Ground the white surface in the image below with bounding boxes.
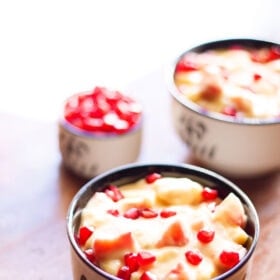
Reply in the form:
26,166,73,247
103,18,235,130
0,0,279,121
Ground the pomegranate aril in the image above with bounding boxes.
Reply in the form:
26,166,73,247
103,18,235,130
137,251,156,266
160,209,177,218
124,252,139,272
124,207,140,219
77,226,94,246
84,248,96,263
219,250,240,268
107,209,120,216
201,187,218,201
104,185,124,202
145,173,161,184
140,271,157,280
175,59,198,72
117,265,131,280
185,250,203,265
221,105,237,117
197,229,215,243
253,73,262,81
140,208,158,218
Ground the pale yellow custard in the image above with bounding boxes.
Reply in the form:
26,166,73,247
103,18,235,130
174,46,280,120
76,174,249,280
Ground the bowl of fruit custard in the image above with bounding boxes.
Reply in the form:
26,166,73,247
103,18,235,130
66,163,259,280
167,38,280,178
58,86,142,179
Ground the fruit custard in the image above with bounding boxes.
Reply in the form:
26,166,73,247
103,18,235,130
76,173,249,280
174,45,280,120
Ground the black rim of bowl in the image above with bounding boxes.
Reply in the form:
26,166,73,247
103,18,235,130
66,162,260,280
167,37,280,126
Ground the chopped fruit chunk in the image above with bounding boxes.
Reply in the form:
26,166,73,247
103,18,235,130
93,232,135,259
219,250,240,268
154,177,203,205
185,250,203,265
214,193,247,227
145,173,162,183
200,81,222,101
157,221,188,247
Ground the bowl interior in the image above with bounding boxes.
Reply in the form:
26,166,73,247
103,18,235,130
67,163,260,280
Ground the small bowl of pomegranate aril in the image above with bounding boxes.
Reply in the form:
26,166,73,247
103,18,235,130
66,163,259,280
58,86,143,179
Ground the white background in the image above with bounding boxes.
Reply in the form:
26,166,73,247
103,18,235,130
0,0,279,121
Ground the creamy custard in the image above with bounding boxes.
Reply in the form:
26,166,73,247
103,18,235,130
174,46,280,120
76,174,249,280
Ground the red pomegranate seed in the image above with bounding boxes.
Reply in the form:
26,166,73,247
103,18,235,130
253,73,262,81
124,208,140,219
221,105,237,117
140,208,158,218
124,252,139,272
175,59,198,72
197,229,215,243
140,271,157,280
77,226,94,246
107,209,120,216
84,248,96,263
185,250,203,265
219,250,240,268
104,185,124,202
137,251,156,266
145,173,162,184
117,265,131,280
201,187,218,201
160,209,177,218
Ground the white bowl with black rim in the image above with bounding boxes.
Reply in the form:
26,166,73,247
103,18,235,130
167,38,280,178
58,87,143,179
66,162,259,280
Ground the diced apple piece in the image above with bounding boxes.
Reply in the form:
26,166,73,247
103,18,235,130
227,226,249,245
118,196,155,212
99,259,122,276
213,193,247,227
165,262,192,280
93,232,136,260
154,178,203,205
157,221,188,247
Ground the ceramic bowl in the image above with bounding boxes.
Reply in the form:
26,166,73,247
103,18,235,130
66,163,259,280
167,38,280,178
58,87,143,179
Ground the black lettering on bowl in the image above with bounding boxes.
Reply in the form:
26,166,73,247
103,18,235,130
179,115,216,159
